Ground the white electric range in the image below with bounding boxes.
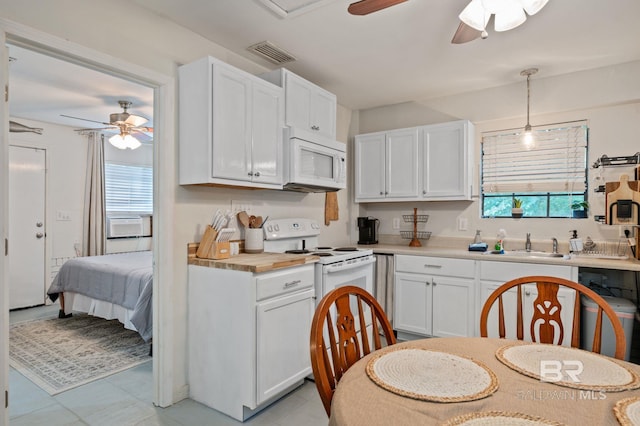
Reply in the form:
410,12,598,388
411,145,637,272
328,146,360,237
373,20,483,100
262,218,376,305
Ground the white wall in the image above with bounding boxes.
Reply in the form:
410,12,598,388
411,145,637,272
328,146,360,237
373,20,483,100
0,0,354,404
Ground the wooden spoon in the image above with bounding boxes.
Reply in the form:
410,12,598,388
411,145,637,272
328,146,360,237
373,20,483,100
249,215,257,228
254,216,263,228
237,211,250,228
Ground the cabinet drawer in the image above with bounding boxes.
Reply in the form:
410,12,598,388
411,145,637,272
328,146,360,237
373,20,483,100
256,265,314,301
479,260,575,282
395,255,475,278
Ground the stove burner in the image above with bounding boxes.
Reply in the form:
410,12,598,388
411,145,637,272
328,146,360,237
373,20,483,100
315,246,333,250
333,247,359,252
311,252,334,257
285,249,310,254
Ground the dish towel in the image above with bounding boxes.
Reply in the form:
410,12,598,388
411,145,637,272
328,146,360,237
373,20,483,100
324,192,339,225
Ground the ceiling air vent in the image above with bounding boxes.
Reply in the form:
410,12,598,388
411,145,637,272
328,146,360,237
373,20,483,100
247,41,296,65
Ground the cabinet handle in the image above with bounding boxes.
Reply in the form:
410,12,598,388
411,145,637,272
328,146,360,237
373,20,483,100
254,171,260,177
311,125,320,131
283,280,301,289
425,281,431,286
424,264,442,269
385,191,388,195
248,171,254,176
432,280,437,286
380,191,384,195
423,190,426,195
525,290,531,296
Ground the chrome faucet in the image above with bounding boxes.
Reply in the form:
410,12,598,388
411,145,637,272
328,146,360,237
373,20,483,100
525,233,531,251
552,237,558,254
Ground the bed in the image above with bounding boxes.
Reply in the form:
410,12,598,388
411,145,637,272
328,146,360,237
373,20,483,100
47,250,153,342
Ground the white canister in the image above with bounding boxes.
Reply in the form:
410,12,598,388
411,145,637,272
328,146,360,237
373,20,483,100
244,228,264,253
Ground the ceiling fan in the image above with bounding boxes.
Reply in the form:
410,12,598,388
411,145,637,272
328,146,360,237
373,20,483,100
62,100,152,149
347,0,408,16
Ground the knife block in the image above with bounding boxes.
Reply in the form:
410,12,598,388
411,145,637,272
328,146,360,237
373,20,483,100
196,225,230,259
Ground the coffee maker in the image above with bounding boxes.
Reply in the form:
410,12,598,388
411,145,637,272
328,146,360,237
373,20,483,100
357,217,379,244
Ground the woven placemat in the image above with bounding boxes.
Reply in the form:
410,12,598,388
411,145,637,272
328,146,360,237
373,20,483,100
442,411,565,426
614,397,640,426
496,343,640,392
365,347,498,402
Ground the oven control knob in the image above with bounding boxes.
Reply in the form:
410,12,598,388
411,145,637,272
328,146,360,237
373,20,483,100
267,225,273,232
275,225,280,231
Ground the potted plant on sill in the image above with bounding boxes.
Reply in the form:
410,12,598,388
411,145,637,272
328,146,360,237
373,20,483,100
571,201,589,218
512,198,524,218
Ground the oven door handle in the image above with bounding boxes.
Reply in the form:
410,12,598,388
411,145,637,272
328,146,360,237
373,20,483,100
324,256,376,273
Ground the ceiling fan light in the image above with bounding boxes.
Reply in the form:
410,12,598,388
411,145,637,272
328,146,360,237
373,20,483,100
459,0,490,31
124,134,141,150
494,6,526,31
109,134,128,150
520,0,548,15
480,0,511,14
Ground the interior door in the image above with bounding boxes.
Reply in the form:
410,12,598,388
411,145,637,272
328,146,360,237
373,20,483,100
8,145,46,309
1,39,9,425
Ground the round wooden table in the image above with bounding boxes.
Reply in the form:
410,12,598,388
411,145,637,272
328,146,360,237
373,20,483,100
329,337,640,425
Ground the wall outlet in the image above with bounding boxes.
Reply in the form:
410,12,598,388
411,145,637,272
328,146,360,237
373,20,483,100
619,226,632,238
393,218,400,229
231,200,252,213
56,210,72,221
458,217,468,231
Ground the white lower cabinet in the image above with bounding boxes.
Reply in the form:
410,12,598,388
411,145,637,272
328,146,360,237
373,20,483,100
394,255,475,339
478,261,578,345
188,264,315,421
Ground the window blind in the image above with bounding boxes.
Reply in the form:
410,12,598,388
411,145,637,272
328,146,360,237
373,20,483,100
105,162,153,213
482,121,588,194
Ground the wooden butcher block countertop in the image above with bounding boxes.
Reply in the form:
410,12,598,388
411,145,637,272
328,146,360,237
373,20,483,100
187,243,319,273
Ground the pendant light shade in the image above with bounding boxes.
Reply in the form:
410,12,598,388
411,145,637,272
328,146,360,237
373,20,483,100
459,0,489,32
521,68,538,149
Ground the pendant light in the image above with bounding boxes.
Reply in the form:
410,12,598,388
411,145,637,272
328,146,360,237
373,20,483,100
520,68,538,149
109,129,141,150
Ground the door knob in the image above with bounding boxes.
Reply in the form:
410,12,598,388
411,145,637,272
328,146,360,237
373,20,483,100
36,222,43,227
36,232,44,239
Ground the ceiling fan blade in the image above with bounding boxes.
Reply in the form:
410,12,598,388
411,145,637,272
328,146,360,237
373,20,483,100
348,0,408,15
60,114,111,126
124,114,148,127
73,126,118,132
451,21,482,44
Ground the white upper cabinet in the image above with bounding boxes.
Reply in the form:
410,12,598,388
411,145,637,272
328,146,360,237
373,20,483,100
354,120,474,203
179,56,284,189
420,120,474,200
260,68,337,140
354,128,419,202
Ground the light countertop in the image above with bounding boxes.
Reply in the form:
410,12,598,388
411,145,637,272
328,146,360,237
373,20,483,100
361,243,640,272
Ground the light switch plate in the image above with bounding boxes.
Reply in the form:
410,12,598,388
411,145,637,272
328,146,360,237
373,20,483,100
458,217,468,231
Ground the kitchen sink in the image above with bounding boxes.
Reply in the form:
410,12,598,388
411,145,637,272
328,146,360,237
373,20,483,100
484,250,565,258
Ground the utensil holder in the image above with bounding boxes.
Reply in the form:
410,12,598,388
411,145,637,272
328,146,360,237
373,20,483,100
196,225,230,259
244,228,264,253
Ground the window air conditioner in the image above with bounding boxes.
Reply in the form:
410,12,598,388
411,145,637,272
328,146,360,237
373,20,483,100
107,216,144,238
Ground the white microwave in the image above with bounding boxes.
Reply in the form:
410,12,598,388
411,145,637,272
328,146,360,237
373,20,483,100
284,128,347,193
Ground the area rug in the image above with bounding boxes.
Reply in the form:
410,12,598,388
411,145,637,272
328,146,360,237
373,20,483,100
10,314,151,395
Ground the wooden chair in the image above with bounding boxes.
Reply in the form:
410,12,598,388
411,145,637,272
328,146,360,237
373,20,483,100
480,275,626,360
310,286,396,417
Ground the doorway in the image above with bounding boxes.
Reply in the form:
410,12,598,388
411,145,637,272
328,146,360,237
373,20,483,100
8,145,46,310
0,38,158,423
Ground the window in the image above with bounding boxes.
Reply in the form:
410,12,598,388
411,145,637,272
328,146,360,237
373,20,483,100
104,162,153,213
481,121,588,218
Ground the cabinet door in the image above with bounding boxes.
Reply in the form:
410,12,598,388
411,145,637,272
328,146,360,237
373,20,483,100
285,74,312,132
354,133,386,201
212,65,252,181
310,89,336,140
421,121,469,200
251,81,283,184
386,128,419,198
394,272,431,336
256,289,314,405
431,276,475,338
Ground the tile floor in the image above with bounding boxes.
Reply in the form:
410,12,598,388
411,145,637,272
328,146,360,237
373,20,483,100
9,305,327,426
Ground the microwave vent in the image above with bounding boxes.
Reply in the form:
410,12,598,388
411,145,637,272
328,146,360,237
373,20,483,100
247,41,296,65
107,216,143,238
